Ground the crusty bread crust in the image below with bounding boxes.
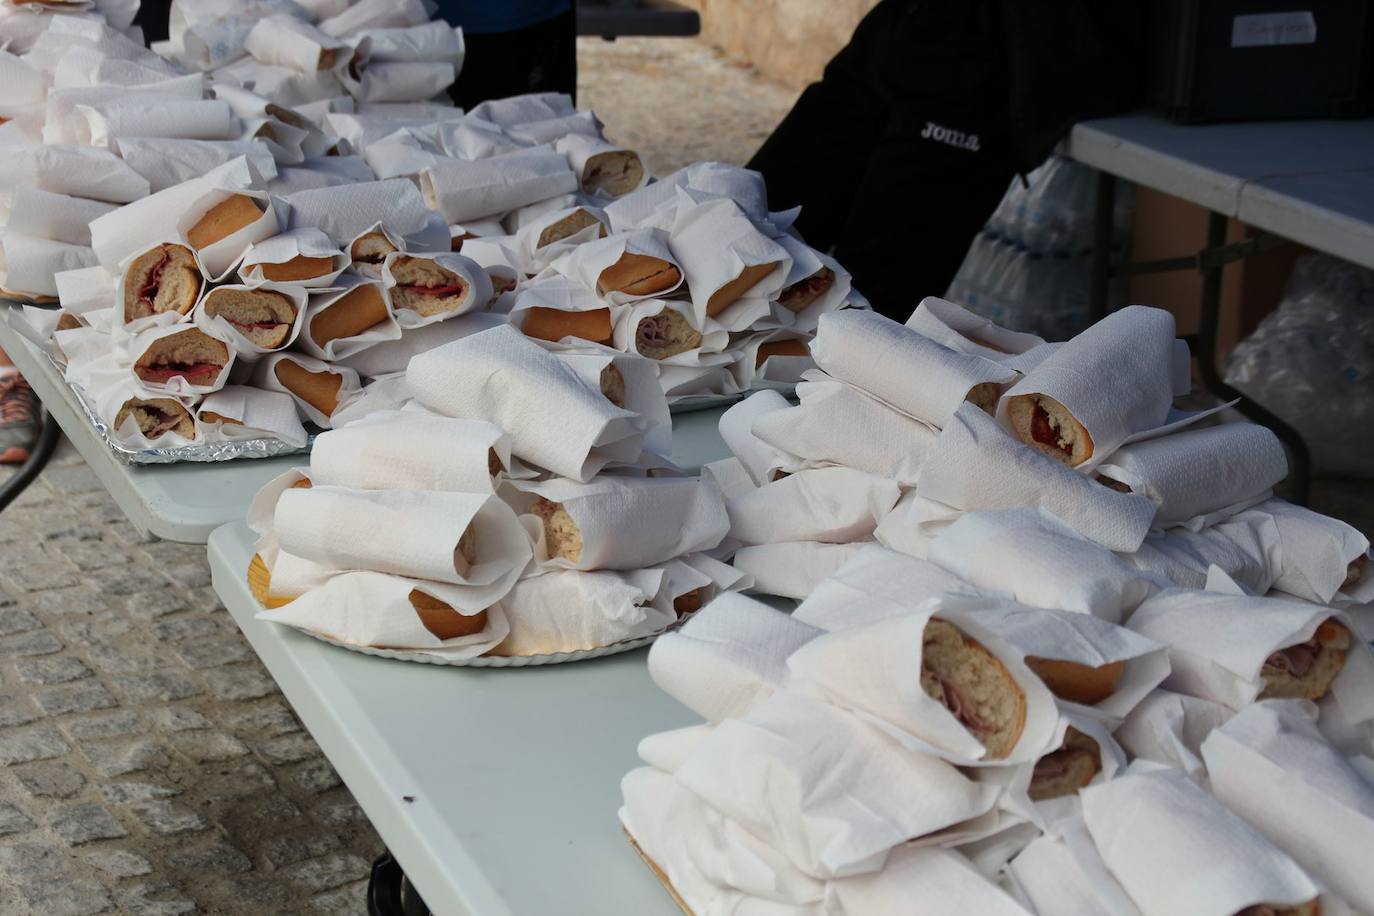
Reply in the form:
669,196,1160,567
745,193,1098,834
114,397,196,441
203,288,296,349
310,284,389,346
407,589,488,641
1028,727,1101,801
521,306,613,344
778,266,835,313
274,359,343,418
536,208,605,249
673,587,708,617
123,243,203,323
1260,619,1351,702
532,497,582,563
350,230,398,265
600,364,627,408
754,339,809,369
634,309,701,360
186,194,264,250
964,381,1001,415
1024,657,1126,706
133,329,229,385
389,256,470,318
1006,393,1093,466
707,260,780,317
597,253,680,298
260,254,335,282
582,150,644,197
1234,900,1322,916
920,618,1027,759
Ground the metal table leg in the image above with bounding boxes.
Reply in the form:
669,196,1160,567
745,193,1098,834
1193,213,1312,504
1088,171,1116,323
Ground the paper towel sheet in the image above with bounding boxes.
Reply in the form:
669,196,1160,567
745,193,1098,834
492,567,674,656
717,390,795,487
354,21,464,64
1253,497,1372,605
5,188,117,247
421,148,578,224
771,234,852,333
0,234,96,297
905,296,1045,361
546,344,672,457
281,177,432,245
726,467,901,547
197,385,308,448
731,540,867,601
115,137,276,193
0,143,148,202
667,197,790,329
1113,689,1233,783
311,409,507,493
334,311,504,379
791,544,975,632
467,91,574,127
1122,509,1282,594
872,491,963,561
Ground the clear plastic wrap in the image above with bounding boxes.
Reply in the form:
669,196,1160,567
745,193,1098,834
1224,253,1374,478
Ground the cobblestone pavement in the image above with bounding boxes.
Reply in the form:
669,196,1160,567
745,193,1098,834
0,36,793,916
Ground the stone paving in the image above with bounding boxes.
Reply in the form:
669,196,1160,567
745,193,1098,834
0,36,794,916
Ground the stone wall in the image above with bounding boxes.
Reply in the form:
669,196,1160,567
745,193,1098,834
677,0,880,89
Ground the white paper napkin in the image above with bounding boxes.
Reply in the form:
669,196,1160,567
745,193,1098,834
280,177,432,245
333,311,506,379
871,491,963,561
0,143,149,202
717,390,794,487
667,197,790,328
1007,827,1144,916
5,188,117,248
466,91,574,128
554,132,649,198
196,385,308,448
317,0,430,38
906,296,1046,361
506,110,602,146
420,147,578,223
492,567,673,656
311,409,507,493
731,541,868,601
343,60,454,104
1080,763,1321,916
353,21,464,64
791,544,976,632
114,137,275,193
1112,689,1234,782
79,97,238,147
244,14,347,73
812,310,1017,427
0,234,97,297
238,227,348,288
1123,509,1282,593
771,234,852,333
1251,497,1372,604
406,324,644,481
546,344,672,457
726,467,901,546
919,403,1158,552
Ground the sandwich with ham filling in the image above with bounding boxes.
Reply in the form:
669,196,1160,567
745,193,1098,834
1259,618,1350,701
634,310,701,360
133,329,229,387
536,208,605,249
388,256,472,318
778,266,835,313
920,618,1026,759
532,497,581,563
1006,393,1094,466
1027,727,1101,800
114,397,196,442
350,229,397,269
1232,902,1320,916
581,150,644,197
123,243,203,323
600,365,626,408
202,288,297,349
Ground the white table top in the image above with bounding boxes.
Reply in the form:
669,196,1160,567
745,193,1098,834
208,520,693,916
1067,113,1374,269
1,308,733,544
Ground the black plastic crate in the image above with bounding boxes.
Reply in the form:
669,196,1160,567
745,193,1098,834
1147,0,1373,122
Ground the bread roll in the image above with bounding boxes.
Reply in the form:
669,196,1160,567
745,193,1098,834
186,194,265,250
260,254,335,282
634,310,701,360
1006,393,1094,465
408,590,489,641
597,252,680,298
581,150,644,197
707,261,780,317
1345,554,1367,589
133,328,229,387
673,587,707,617
532,497,582,563
778,266,835,313
920,618,1027,759
1024,657,1125,706
450,232,477,252
388,255,471,318
197,410,240,426
1232,901,1321,916
754,339,809,368
536,208,605,249
1027,727,1101,801
600,364,626,408
350,230,397,267
114,397,196,441
965,382,1001,414
55,312,84,333
521,306,613,345
274,359,344,418
1259,619,1350,702
310,284,389,346
122,243,203,323
203,287,297,349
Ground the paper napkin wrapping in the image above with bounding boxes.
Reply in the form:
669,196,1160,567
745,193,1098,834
672,689,1001,879
871,491,963,560
919,403,1158,552
281,177,433,246
1128,588,1374,719
196,385,308,448
309,409,507,494
1112,689,1233,783
115,137,275,194
667,197,790,329
353,20,464,65
717,390,795,487
467,91,574,128
547,344,671,456
0,143,149,203
194,281,309,358
730,329,815,392
647,592,821,722
753,375,940,486
94,379,199,450
791,545,976,633
317,0,431,37
505,111,602,147
78,97,239,148
787,595,1059,766
1201,699,1374,907
275,485,530,606
983,712,1126,828
996,305,1177,470
406,325,644,481
726,467,901,547
551,226,683,305
1252,497,1372,604
514,204,609,272
553,132,649,197
244,14,348,73
1123,510,1282,594
612,298,732,365
1094,422,1288,529
437,120,526,160
732,541,868,601
905,296,1045,361
771,234,852,333
380,250,492,329
123,322,235,397
928,508,1162,624
811,310,1017,427
506,474,729,571
1007,827,1144,916
1080,762,1322,916
293,276,402,360
252,352,362,428
420,148,578,223
0,235,97,297
238,227,348,288
506,271,617,339
334,312,505,379
491,567,674,656
5,188,117,248
260,570,509,657
343,60,454,104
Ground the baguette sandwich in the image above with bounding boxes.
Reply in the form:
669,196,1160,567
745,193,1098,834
580,149,644,198
258,254,336,283
778,266,835,313
123,243,203,323
186,194,265,251
708,261,781,318
522,306,613,345
388,255,473,318
1027,727,1100,801
202,287,297,349
920,618,1026,759
634,310,701,360
536,208,606,249
309,283,390,347
1259,619,1350,702
274,358,345,419
1006,393,1094,465
114,397,196,442
597,252,680,299
133,329,230,387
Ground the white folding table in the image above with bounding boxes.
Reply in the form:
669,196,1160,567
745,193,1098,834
1065,113,1374,503
208,520,692,916
0,308,733,543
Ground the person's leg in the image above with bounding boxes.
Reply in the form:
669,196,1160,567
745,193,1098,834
447,8,577,111
0,347,39,465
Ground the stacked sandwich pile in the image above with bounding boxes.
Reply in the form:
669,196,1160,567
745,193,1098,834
622,566,1374,914
244,323,747,658
713,298,1370,609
